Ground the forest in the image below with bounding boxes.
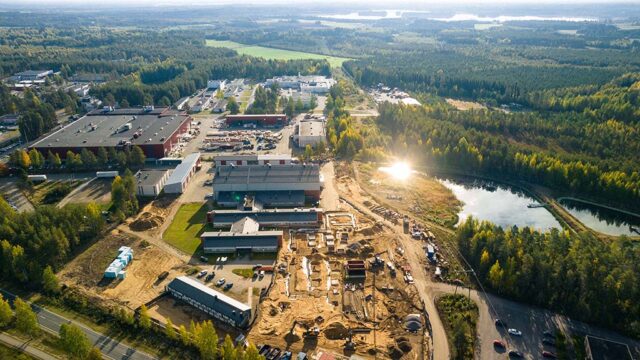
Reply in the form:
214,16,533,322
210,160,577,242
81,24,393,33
374,85,640,209
456,217,640,337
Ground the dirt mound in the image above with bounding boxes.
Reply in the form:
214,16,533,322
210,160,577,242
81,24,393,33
396,337,412,353
324,322,349,340
129,212,163,231
387,345,403,359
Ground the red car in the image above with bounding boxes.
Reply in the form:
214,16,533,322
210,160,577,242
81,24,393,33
493,340,506,348
542,351,557,358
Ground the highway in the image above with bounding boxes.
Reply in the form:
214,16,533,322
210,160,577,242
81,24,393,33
0,289,157,360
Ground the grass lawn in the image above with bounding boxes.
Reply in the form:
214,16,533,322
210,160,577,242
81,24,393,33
0,343,37,360
163,202,210,255
205,39,352,68
24,180,84,205
232,268,255,278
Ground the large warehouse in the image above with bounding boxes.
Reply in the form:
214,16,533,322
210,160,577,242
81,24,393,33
212,164,322,207
31,107,191,159
166,276,251,328
225,114,287,128
163,152,201,194
201,217,283,254
213,154,293,167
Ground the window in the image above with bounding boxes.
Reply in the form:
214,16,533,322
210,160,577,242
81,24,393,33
236,160,242,165
221,160,226,165
279,160,285,165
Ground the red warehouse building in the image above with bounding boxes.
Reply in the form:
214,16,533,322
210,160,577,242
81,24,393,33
225,114,287,127
30,107,192,159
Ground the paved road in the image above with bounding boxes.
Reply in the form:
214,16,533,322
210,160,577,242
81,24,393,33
0,332,59,360
1,289,157,360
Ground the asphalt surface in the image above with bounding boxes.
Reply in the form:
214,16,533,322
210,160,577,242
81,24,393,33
0,332,59,360
1,289,157,360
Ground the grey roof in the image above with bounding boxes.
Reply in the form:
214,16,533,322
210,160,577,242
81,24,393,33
214,164,320,186
210,208,322,226
14,70,52,76
166,152,200,186
167,276,250,318
299,121,325,137
230,217,260,233
216,191,305,206
201,231,282,250
31,107,189,149
585,336,633,360
135,170,169,186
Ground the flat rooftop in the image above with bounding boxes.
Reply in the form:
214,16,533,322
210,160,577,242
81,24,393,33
214,164,320,186
299,121,325,137
209,208,322,226
32,107,189,149
585,335,634,360
135,170,169,186
168,276,250,312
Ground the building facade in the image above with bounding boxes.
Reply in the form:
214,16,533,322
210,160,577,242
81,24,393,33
135,169,171,197
164,152,201,194
166,276,251,328
225,114,287,128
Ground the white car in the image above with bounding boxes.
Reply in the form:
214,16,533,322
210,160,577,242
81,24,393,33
508,328,522,336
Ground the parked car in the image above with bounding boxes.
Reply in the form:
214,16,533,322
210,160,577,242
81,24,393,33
280,351,292,360
508,350,524,358
197,270,208,278
258,345,271,355
200,256,209,263
542,338,556,346
224,282,233,290
508,328,522,336
216,278,226,286
494,319,506,327
542,351,557,358
204,179,213,186
204,193,215,200
205,273,215,282
493,340,506,348
543,330,554,337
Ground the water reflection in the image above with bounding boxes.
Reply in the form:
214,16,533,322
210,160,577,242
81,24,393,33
558,199,640,237
438,177,561,231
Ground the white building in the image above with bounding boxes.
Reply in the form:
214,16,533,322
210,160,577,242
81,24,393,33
266,75,336,94
164,153,201,194
135,169,171,197
213,154,293,167
295,120,326,148
207,80,226,90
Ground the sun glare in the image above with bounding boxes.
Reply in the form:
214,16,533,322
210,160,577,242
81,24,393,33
379,161,412,181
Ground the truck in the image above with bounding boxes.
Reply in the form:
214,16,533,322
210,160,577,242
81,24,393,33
27,174,47,182
96,171,119,178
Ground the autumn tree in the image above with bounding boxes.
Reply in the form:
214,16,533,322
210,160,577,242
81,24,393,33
14,297,39,337
59,322,91,359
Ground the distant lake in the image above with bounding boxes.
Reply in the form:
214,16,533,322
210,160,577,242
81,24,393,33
429,14,597,22
558,198,640,237
319,10,428,20
438,177,561,231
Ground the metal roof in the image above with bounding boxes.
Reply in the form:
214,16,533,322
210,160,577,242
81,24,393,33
31,107,189,149
210,208,322,226
165,152,200,186
201,231,282,250
167,276,250,313
216,191,306,206
214,164,320,185
135,170,169,186
214,154,292,161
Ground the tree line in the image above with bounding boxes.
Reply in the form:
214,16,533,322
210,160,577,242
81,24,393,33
375,102,640,210
9,146,146,173
324,83,364,159
456,217,640,337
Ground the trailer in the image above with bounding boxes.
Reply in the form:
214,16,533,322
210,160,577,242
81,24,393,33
27,174,47,182
96,171,119,178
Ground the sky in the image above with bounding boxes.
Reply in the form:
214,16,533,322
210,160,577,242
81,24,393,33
4,0,640,6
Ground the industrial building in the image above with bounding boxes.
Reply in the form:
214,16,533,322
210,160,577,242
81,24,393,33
166,276,251,328
344,260,366,280
265,75,336,94
295,120,326,148
584,336,633,360
30,107,192,159
213,154,293,167
207,79,226,90
225,114,287,128
104,246,133,279
212,164,322,207
11,69,53,82
164,152,201,194
201,217,283,254
135,169,171,197
207,208,323,228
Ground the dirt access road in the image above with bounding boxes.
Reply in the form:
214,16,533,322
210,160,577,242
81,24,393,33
336,165,450,360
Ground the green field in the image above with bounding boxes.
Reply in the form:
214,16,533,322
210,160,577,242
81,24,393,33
163,202,210,255
205,39,351,68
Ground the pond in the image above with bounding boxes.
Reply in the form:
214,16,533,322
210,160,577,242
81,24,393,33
558,198,640,237
438,177,562,231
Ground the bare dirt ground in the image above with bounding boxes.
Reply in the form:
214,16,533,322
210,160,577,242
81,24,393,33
445,98,486,111
59,178,112,206
59,230,188,310
248,200,427,359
